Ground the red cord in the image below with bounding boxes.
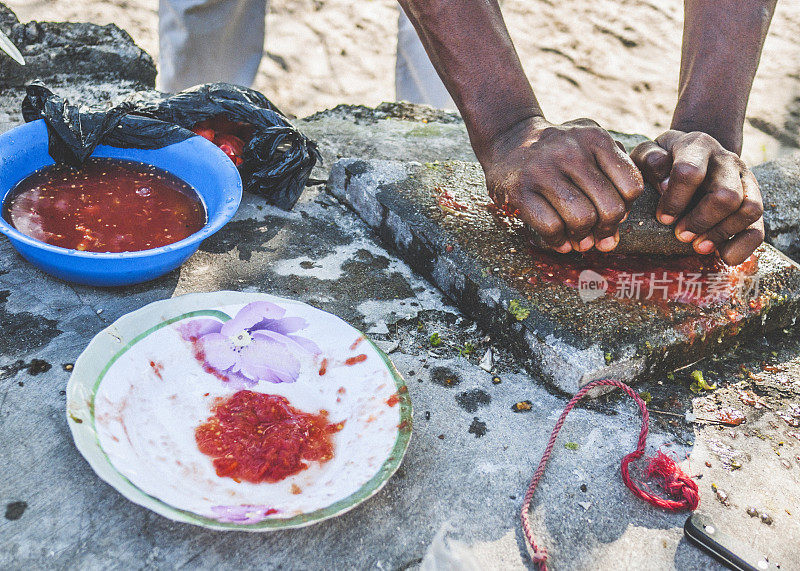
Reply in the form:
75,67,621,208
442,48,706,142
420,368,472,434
520,379,700,569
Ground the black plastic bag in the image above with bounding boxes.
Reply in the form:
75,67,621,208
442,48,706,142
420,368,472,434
22,84,194,166
22,83,321,210
127,83,321,210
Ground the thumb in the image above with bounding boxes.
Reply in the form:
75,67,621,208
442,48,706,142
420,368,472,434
630,140,671,193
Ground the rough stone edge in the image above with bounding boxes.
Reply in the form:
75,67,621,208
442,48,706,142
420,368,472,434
330,159,629,393
329,158,800,394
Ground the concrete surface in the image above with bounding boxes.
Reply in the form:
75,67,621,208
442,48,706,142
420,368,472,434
2,177,799,571
1,5,799,570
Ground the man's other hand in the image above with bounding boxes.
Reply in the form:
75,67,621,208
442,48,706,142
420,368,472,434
631,130,764,266
481,117,644,254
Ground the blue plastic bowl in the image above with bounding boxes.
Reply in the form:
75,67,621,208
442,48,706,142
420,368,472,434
0,119,242,286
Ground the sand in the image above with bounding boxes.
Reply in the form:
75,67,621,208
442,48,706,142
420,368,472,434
6,0,800,166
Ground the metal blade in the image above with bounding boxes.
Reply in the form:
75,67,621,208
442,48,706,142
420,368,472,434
0,30,25,65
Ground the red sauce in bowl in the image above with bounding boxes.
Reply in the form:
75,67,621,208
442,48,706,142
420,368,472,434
2,158,206,252
196,390,344,484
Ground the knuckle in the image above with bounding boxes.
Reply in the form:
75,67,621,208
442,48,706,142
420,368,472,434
709,186,742,211
569,117,600,128
538,217,564,239
691,131,715,147
685,214,712,233
571,210,598,235
557,142,583,162
706,227,731,243
580,127,606,144
623,174,645,201
539,126,560,141
598,202,626,226
672,161,705,186
644,151,664,170
739,197,764,221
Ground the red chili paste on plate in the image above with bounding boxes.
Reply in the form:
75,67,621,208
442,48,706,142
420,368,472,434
196,390,344,484
2,158,205,252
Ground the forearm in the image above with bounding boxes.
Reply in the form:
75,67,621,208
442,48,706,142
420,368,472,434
398,0,542,160
672,0,777,154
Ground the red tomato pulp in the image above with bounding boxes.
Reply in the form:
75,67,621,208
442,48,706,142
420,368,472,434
2,158,206,253
196,390,344,484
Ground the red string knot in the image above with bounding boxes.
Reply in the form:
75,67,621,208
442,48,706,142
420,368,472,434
530,549,548,564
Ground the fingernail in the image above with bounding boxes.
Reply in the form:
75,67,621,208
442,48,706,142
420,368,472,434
578,236,594,251
677,230,696,242
659,214,675,225
696,240,715,254
597,236,617,251
554,242,572,254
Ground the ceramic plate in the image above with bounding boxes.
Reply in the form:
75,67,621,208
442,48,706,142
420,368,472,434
67,291,412,530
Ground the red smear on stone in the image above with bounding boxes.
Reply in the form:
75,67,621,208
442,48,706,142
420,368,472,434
519,248,760,308
196,390,344,484
713,407,746,426
436,187,469,213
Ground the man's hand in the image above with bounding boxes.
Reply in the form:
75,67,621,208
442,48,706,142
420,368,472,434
481,117,644,253
631,130,764,265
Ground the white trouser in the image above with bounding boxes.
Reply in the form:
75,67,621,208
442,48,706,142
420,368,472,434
158,0,455,111
395,8,454,109
158,0,268,93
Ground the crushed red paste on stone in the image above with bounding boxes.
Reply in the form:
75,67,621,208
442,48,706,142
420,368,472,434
521,249,760,308
3,158,205,253
436,186,469,213
196,390,344,484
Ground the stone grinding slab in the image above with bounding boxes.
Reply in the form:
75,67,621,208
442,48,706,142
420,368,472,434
329,158,800,393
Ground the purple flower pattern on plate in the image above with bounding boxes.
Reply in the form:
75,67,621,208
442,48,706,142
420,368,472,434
178,301,320,385
210,504,280,524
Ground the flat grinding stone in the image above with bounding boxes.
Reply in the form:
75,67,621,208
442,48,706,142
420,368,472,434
329,158,800,393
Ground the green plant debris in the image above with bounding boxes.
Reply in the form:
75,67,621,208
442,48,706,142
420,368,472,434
508,299,530,321
604,352,613,365
564,442,579,450
689,369,716,393
639,391,652,404
667,372,675,381
429,332,442,347
406,124,444,138
459,342,475,357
